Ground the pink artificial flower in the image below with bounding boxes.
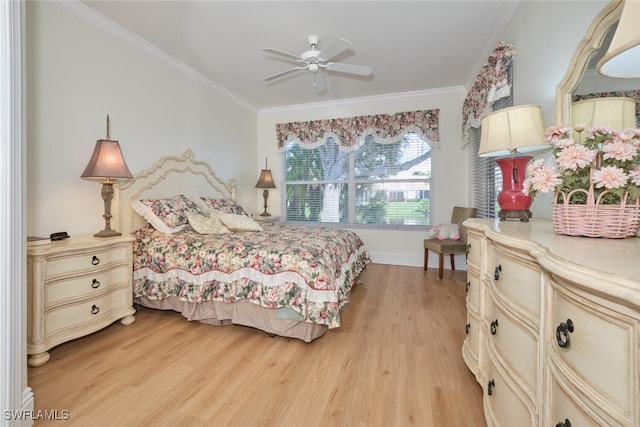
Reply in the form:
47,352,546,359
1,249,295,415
555,145,596,171
602,140,638,162
544,125,572,144
587,125,614,138
523,161,561,194
553,136,576,149
592,166,628,189
573,123,586,132
629,166,640,186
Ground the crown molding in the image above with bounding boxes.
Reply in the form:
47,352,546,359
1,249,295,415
258,86,466,115
50,0,257,113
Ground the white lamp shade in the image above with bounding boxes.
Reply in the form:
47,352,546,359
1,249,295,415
597,0,640,78
571,97,636,129
478,105,548,158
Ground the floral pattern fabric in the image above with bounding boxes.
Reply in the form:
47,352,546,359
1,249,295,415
200,197,249,216
461,42,516,143
275,109,439,151
132,224,371,328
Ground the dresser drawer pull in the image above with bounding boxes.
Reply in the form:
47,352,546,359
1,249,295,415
487,379,495,396
490,319,499,335
465,323,470,334
494,264,502,280
466,244,471,252
91,304,100,315
556,319,574,348
466,281,470,292
91,279,100,289
555,419,571,427
91,255,100,266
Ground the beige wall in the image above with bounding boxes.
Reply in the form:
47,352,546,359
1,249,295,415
26,1,257,238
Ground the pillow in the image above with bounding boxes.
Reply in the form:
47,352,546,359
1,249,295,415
200,197,249,216
186,211,230,235
131,195,204,234
131,199,186,234
217,212,263,232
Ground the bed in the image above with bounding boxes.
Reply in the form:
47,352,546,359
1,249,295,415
115,149,370,342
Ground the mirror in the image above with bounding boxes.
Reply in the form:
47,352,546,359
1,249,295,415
556,0,623,124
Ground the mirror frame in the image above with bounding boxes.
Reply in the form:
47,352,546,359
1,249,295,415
555,0,623,124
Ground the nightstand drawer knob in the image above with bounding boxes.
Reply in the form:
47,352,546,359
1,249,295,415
91,279,100,289
91,304,100,315
556,318,574,348
91,255,100,266
555,419,571,427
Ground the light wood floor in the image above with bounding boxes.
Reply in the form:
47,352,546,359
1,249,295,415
28,264,485,427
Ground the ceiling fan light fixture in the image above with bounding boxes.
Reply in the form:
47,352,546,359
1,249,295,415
262,35,373,89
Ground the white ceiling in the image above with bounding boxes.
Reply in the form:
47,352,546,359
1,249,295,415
78,1,520,110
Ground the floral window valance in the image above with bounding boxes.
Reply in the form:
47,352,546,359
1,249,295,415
276,109,440,151
461,42,516,144
573,89,640,127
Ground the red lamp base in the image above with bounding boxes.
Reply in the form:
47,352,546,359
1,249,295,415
495,155,533,222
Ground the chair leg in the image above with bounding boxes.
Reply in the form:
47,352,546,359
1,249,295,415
450,254,456,272
424,248,428,271
438,254,444,279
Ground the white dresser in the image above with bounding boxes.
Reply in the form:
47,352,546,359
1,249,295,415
27,235,136,367
462,218,640,426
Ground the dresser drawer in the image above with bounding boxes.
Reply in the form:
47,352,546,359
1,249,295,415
44,286,130,338
45,244,130,279
486,291,538,399
549,371,614,427
484,355,536,427
550,281,635,416
466,231,481,269
466,269,481,311
45,265,131,307
486,242,541,321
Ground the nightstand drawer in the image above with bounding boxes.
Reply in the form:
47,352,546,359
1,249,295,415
45,265,131,307
45,245,130,278
45,286,130,338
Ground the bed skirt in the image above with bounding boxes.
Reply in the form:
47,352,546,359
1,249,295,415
135,296,328,342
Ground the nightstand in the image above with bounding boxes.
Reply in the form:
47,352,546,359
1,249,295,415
27,235,136,367
252,215,280,224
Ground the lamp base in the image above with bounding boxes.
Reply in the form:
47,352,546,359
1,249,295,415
94,228,122,238
498,209,532,222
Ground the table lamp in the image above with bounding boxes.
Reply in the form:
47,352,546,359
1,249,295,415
81,115,133,237
597,0,640,78
255,158,276,216
571,97,637,129
479,105,548,221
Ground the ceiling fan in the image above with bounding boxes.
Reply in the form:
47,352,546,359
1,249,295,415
262,35,373,92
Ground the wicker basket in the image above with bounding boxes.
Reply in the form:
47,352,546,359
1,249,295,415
553,188,640,238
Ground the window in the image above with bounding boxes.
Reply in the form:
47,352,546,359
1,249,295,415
283,132,433,228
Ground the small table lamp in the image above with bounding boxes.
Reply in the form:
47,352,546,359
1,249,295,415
81,115,133,237
479,105,549,221
255,158,276,216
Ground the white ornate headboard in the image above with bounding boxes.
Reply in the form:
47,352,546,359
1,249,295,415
114,149,237,235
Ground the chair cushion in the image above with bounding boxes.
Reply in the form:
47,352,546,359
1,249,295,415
423,238,468,254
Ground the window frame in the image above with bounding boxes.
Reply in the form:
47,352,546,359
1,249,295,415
281,132,434,230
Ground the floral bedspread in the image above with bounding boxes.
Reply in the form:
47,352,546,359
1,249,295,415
132,223,370,328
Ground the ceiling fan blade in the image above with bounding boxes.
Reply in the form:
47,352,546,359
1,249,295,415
313,72,326,92
263,66,307,81
325,62,373,76
319,38,352,61
262,47,302,62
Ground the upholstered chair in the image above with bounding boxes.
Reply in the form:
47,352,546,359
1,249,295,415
423,206,477,279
